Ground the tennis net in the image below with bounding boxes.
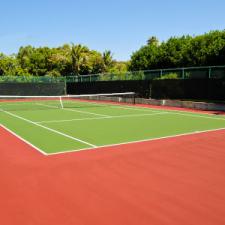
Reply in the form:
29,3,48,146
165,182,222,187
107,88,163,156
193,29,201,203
0,92,136,111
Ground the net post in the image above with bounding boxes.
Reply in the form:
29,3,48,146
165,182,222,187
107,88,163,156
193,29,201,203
59,96,64,109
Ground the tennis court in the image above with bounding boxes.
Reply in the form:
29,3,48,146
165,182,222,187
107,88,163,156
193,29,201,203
0,93,225,155
1,93,225,225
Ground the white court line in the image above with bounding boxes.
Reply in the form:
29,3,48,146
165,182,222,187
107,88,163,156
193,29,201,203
34,101,225,122
0,124,47,155
60,99,225,121
35,102,109,117
47,127,225,156
111,105,159,112
0,102,31,106
2,110,97,148
1,118,225,156
2,98,225,122
3,100,225,123
2,100,225,156
0,101,60,107
109,104,225,121
35,103,61,109
167,111,225,121
12,99,225,121
36,112,168,124
64,107,109,117
36,116,110,123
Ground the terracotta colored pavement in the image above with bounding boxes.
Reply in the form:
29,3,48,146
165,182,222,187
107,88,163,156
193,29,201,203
1,126,225,225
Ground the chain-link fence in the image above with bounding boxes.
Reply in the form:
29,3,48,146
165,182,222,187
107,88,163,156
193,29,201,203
0,66,225,83
0,76,66,83
65,65,225,82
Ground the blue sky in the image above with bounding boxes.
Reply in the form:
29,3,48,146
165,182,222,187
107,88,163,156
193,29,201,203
0,0,225,60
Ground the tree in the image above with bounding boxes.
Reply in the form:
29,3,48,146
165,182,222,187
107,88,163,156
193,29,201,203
158,36,192,68
71,44,89,75
102,50,114,72
129,43,159,70
147,36,159,46
17,46,34,69
79,50,104,74
0,53,26,75
129,30,225,70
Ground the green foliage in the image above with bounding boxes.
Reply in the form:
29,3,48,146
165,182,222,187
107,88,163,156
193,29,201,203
102,50,114,72
46,70,61,77
98,70,145,81
147,36,160,46
0,44,126,78
71,44,89,75
155,73,179,80
129,44,160,71
1,30,225,80
0,75,65,83
0,53,30,76
79,50,104,75
129,30,225,71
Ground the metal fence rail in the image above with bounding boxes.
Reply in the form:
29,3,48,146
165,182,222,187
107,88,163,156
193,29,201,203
0,76,66,83
66,65,225,82
0,65,225,83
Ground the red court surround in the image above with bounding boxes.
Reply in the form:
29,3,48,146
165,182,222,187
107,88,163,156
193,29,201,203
0,125,225,225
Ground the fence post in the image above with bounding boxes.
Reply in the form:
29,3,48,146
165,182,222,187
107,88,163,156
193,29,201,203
160,69,163,78
182,68,185,79
208,68,212,79
64,77,67,95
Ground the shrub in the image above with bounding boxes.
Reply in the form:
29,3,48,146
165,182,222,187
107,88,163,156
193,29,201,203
156,73,179,80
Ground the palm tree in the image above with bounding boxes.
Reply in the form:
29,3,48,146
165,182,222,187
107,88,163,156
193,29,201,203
147,36,159,46
102,50,113,72
71,44,88,75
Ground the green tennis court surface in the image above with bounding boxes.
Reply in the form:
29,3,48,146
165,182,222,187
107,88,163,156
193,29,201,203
0,98,225,155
